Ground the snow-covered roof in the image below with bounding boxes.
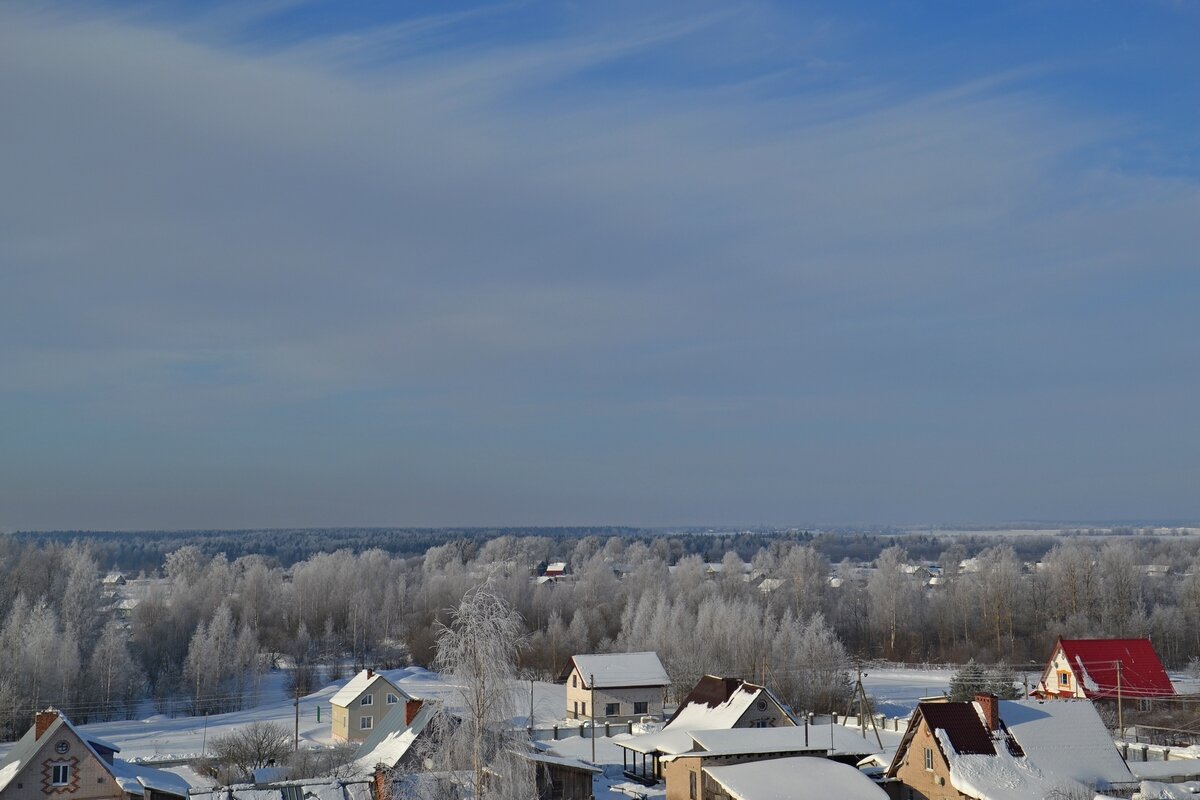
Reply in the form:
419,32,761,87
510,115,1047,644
330,670,408,708
895,698,1134,800
522,751,602,774
665,676,792,731
563,652,670,688
353,701,436,774
0,710,190,799
658,728,826,761
704,757,887,800
612,728,696,756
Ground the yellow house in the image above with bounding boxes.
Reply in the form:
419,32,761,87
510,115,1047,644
330,669,412,742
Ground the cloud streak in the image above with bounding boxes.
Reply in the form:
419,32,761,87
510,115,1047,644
1,2,1198,528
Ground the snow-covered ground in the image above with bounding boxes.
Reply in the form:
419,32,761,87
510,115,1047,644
1,664,959,794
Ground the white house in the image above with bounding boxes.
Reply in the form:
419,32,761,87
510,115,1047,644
560,652,670,722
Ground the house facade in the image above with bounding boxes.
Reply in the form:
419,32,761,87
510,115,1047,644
331,670,413,743
0,710,189,800
884,695,1135,800
1034,637,1175,707
560,652,670,722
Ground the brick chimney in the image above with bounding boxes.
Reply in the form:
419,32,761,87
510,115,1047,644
35,710,59,740
405,698,424,726
975,693,999,732
366,668,374,679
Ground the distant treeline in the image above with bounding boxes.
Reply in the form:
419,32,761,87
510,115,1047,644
6,526,1075,574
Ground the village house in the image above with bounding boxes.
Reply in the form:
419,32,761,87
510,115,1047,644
884,695,1135,800
702,757,887,800
330,669,414,743
1033,637,1175,716
560,652,670,723
658,728,830,800
616,676,811,784
0,710,190,800
353,698,433,779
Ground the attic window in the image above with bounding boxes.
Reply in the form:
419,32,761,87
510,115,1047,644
361,695,373,706
52,765,71,786
572,675,577,688
1057,671,1070,687
386,694,399,705
923,748,933,771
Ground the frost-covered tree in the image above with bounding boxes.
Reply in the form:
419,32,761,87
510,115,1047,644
424,585,535,800
87,620,146,720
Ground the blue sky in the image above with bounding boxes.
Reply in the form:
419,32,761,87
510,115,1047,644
2,1,1198,529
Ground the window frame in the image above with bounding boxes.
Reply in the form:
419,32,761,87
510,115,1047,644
361,694,373,706
923,747,934,771
689,771,696,800
360,715,373,730
51,765,71,786
605,702,620,717
634,701,649,715
386,693,399,705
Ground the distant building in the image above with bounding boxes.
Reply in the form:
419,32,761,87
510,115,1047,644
0,709,190,800
330,670,413,743
704,757,886,800
560,652,670,723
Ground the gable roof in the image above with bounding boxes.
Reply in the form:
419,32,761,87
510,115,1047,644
560,652,670,688
665,676,794,731
704,756,887,800
330,670,409,708
888,699,1133,799
0,710,190,798
353,701,437,774
1055,638,1175,698
658,728,828,762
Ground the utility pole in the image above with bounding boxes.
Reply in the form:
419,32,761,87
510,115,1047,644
1116,661,1124,738
294,682,300,752
590,674,596,764
201,710,209,757
529,679,535,740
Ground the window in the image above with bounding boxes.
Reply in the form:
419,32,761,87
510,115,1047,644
361,694,373,706
360,716,373,730
1140,698,1153,712
52,765,71,786
689,771,696,800
634,702,648,715
1058,671,1070,687
386,693,399,705
282,786,303,800
923,747,933,771
572,675,577,688
573,701,578,716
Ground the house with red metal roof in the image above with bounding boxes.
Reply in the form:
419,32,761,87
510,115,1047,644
1034,637,1175,704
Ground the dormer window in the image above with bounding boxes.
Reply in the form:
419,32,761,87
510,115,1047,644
361,694,373,706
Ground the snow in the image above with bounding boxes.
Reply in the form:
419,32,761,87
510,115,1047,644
570,653,671,688
1076,656,1101,694
680,728,828,757
0,761,20,793
1139,780,1200,799
330,670,406,708
1132,762,1200,781
703,756,887,800
934,700,1133,800
663,685,763,731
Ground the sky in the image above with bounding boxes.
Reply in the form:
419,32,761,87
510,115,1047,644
2,1,1199,530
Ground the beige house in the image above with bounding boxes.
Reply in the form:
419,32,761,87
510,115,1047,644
560,652,670,723
331,669,412,742
0,710,189,800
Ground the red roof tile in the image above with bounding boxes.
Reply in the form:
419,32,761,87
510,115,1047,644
1057,638,1175,699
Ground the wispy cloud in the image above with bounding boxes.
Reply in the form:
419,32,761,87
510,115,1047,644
1,1,1197,528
